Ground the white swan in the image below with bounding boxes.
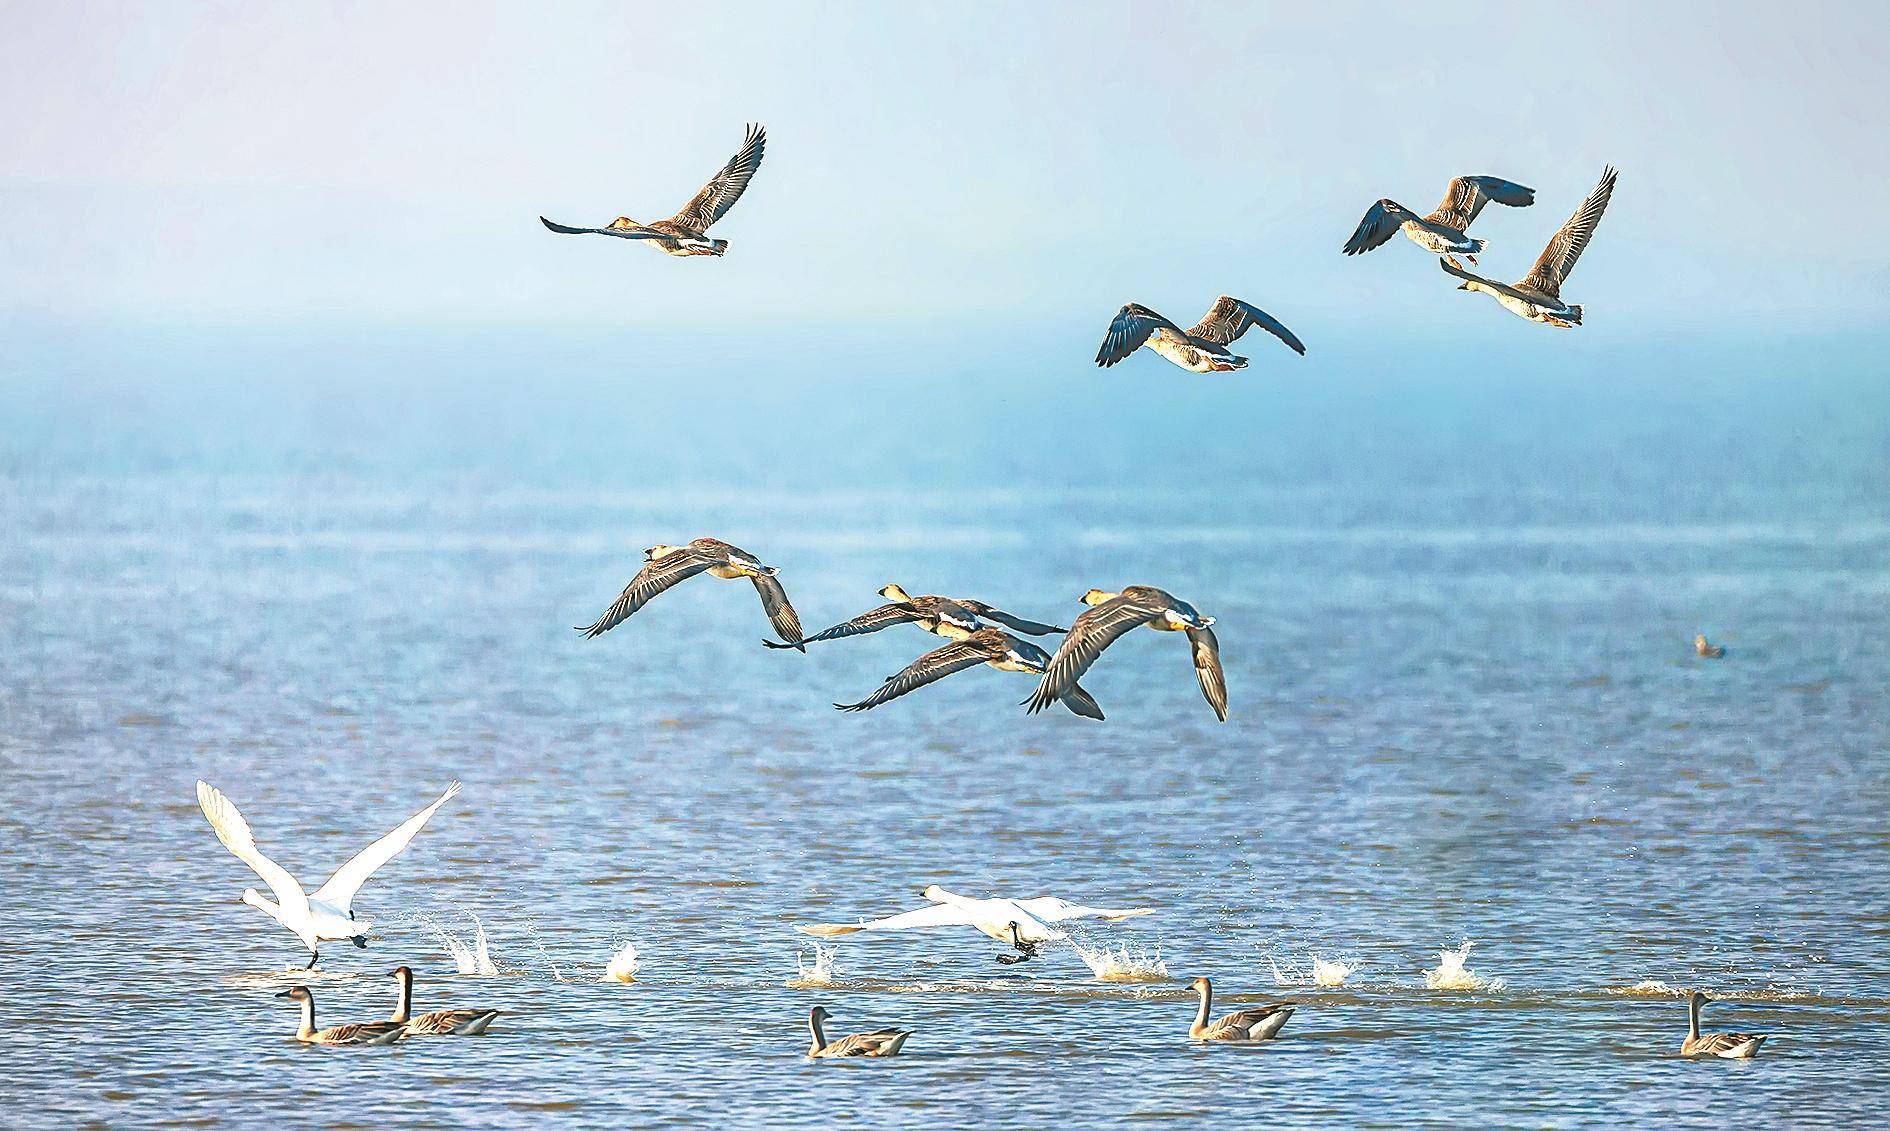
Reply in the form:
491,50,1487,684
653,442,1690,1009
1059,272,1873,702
197,779,460,967
797,885,1154,964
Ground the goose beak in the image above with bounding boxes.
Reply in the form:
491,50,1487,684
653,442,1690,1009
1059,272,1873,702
275,989,297,999
1456,282,1469,291
1199,615,1215,628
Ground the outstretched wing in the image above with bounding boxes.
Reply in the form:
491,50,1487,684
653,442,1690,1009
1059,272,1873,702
1012,896,1155,923
1023,597,1160,714
751,572,805,649
539,216,669,239
768,602,921,649
835,641,991,712
1342,198,1417,255
1189,626,1228,722
1520,166,1617,299
1060,682,1106,720
197,781,309,919
311,781,461,912
796,901,981,937
1185,295,1306,356
576,551,718,638
957,600,1065,636
1424,175,1534,232
1095,304,1182,367
669,123,767,231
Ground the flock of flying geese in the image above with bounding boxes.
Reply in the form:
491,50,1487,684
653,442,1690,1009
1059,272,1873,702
201,126,1767,1060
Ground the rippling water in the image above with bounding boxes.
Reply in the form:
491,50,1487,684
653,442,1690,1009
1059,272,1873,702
2,351,1887,1127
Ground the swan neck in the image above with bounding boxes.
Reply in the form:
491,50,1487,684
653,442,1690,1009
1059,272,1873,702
808,1013,827,1054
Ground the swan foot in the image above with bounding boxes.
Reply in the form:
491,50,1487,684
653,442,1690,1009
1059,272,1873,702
304,951,320,970
352,935,369,949
994,952,1032,966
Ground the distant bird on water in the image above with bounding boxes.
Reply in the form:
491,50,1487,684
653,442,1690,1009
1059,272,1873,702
1024,587,1226,722
1187,977,1295,1042
1680,991,1768,1059
768,583,1065,650
576,538,804,650
1442,166,1618,327
1095,295,1305,374
1695,634,1726,659
276,986,407,1046
834,627,1104,718
1342,174,1535,266
806,1006,911,1058
540,123,765,257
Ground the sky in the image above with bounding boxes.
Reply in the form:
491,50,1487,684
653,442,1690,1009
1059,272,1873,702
4,0,1889,347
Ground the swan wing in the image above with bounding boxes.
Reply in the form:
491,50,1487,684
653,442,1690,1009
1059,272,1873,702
538,216,670,240
1188,625,1228,722
1342,198,1416,255
958,600,1066,636
1023,596,1160,714
575,550,718,637
835,640,992,711
796,901,981,936
197,781,310,919
1012,896,1154,923
1185,295,1305,355
1095,303,1181,367
311,781,460,912
1424,175,1534,231
1520,165,1617,298
668,123,766,232
750,572,805,649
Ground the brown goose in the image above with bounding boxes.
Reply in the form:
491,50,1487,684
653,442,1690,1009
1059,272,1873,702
768,583,1065,649
1680,991,1767,1059
540,124,765,257
835,627,1103,718
276,986,407,1046
387,966,500,1036
1694,634,1726,659
576,537,804,650
1187,977,1294,1042
1443,166,1617,327
806,1006,911,1058
1024,587,1225,722
1343,175,1535,266
1096,295,1305,374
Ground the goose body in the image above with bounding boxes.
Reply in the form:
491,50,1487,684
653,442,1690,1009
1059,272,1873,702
540,124,765,257
1695,634,1726,659
1681,991,1767,1059
797,885,1154,965
388,966,501,1036
772,583,1066,649
1343,175,1535,266
1444,166,1617,327
1188,977,1294,1042
807,1006,911,1058
197,780,460,967
577,537,804,649
277,986,407,1046
1024,586,1226,722
834,627,1103,719
1096,295,1305,374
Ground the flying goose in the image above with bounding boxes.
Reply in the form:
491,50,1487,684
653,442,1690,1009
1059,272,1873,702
276,986,408,1046
577,538,804,650
797,885,1154,966
1024,587,1226,722
1695,634,1726,659
539,123,765,257
1096,295,1305,374
1681,991,1768,1059
833,627,1103,719
767,583,1065,649
388,966,501,1036
1187,977,1295,1042
197,780,460,968
806,1006,911,1058
1342,175,1535,266
1442,166,1618,327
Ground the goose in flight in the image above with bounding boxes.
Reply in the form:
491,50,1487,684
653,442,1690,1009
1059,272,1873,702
1342,175,1535,266
1187,977,1295,1042
1095,295,1305,374
539,123,766,257
767,583,1065,649
1681,991,1768,1059
197,780,460,968
1024,587,1226,722
576,538,804,650
806,1006,911,1058
833,627,1104,719
387,966,501,1036
276,986,408,1045
1442,166,1618,327
797,885,1154,965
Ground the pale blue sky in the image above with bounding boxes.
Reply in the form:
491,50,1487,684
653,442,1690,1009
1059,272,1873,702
3,1,1888,340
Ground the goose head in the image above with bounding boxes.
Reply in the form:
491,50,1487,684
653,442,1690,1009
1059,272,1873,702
1189,977,1211,995
1080,588,1117,606
276,986,312,1002
607,216,639,230
878,583,913,603
644,544,686,561
808,1005,831,1022
388,966,412,982
1689,990,1710,1008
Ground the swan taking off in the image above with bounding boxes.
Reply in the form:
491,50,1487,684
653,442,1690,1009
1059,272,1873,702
797,885,1154,965
197,779,461,968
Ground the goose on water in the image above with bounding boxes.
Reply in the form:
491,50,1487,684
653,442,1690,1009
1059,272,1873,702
806,1006,911,1058
1187,977,1295,1042
1442,166,1618,327
1695,634,1726,659
276,986,407,1045
388,966,501,1036
797,885,1154,966
768,583,1065,649
197,780,460,968
576,538,805,650
833,627,1103,718
1342,175,1535,266
540,124,765,257
1681,991,1768,1059
1095,295,1305,374
1024,587,1226,722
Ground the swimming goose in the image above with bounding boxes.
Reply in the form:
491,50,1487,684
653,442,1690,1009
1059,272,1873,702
1681,991,1768,1059
1187,977,1294,1042
1096,295,1305,374
1343,175,1535,266
833,627,1103,719
1695,634,1726,659
1442,166,1618,327
276,986,408,1045
806,1006,911,1058
797,885,1155,965
197,780,460,968
539,123,765,257
388,966,501,1036
577,537,804,650
767,583,1065,649
1024,587,1226,722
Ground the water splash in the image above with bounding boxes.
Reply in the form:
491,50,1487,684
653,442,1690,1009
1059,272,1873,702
786,942,839,988
1609,979,1686,997
1071,939,1170,983
1425,941,1502,991
1268,954,1358,988
600,938,641,983
426,911,501,976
